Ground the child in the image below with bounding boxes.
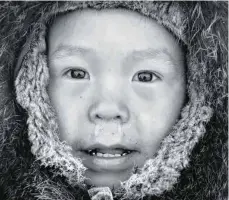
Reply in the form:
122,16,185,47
0,2,227,200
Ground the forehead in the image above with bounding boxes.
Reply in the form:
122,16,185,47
48,9,182,65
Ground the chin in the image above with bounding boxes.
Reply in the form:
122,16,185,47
85,169,133,189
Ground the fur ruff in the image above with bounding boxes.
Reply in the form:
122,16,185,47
0,1,228,200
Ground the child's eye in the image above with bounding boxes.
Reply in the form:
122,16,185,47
132,71,160,82
65,69,89,79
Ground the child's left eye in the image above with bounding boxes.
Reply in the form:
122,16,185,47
65,69,90,79
132,71,160,82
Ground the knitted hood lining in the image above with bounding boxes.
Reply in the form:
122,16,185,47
14,2,213,200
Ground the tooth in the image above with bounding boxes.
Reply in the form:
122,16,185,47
97,152,103,157
91,152,127,157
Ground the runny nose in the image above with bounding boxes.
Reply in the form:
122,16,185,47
88,102,129,124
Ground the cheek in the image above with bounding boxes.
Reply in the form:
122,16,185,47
47,80,90,141
131,83,185,156
135,113,168,152
134,109,177,157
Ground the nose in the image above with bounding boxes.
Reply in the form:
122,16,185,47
88,101,129,124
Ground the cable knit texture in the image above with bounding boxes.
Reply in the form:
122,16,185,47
0,1,228,200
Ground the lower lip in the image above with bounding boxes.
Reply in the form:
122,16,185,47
80,151,138,172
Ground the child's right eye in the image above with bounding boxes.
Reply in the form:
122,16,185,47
65,69,90,79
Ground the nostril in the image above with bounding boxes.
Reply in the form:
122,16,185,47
95,114,103,119
95,114,121,121
88,103,129,123
116,115,121,120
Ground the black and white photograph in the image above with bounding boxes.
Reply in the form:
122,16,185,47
0,1,228,200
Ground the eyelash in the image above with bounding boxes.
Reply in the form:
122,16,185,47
64,69,160,82
132,71,160,82
65,68,90,79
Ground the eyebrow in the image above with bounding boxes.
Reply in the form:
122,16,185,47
50,44,94,59
50,44,175,64
130,48,174,63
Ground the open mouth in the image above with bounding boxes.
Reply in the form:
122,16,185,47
80,144,139,172
84,148,133,158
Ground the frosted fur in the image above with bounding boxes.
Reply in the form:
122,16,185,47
88,187,113,200
1,1,227,200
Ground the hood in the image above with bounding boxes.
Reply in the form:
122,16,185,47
0,1,228,200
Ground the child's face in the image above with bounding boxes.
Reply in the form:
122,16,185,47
48,9,186,188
